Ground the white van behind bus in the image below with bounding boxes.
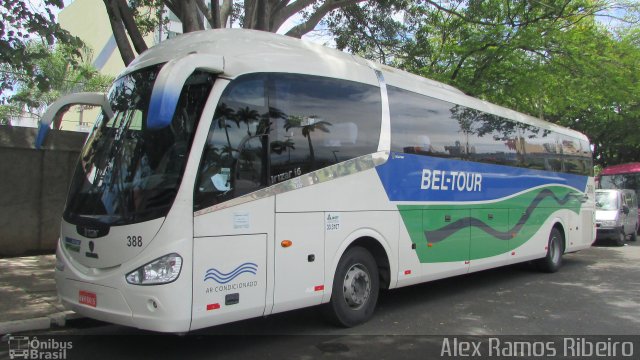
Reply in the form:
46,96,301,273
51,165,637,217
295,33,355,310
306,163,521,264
595,189,638,246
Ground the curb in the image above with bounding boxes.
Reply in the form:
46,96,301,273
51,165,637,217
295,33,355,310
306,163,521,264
0,311,80,335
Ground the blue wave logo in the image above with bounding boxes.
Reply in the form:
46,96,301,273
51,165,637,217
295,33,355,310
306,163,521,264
204,262,258,284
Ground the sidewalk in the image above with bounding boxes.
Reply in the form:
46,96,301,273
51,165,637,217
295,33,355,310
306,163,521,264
0,255,76,334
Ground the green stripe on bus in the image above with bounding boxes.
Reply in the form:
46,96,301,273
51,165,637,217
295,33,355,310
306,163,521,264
398,186,582,263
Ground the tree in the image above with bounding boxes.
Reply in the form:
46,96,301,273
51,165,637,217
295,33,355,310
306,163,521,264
326,0,640,165
0,103,19,126
213,102,240,154
0,0,83,102
284,115,331,168
3,43,113,128
103,0,370,66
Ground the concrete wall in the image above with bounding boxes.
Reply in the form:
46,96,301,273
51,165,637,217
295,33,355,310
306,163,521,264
0,127,86,257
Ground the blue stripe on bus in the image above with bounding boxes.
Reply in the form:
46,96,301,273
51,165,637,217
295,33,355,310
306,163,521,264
375,152,588,202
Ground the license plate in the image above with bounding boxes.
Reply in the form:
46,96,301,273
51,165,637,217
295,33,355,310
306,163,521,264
79,290,97,307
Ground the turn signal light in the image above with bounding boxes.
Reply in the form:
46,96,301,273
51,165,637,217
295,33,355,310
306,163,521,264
281,240,293,248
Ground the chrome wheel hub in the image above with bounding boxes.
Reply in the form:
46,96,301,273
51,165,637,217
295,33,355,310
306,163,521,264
343,263,371,310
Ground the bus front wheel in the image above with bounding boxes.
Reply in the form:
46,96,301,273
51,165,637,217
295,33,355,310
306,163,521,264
324,246,379,327
536,227,564,273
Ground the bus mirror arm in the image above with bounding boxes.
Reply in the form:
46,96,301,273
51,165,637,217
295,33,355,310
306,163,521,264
36,92,113,149
147,53,224,130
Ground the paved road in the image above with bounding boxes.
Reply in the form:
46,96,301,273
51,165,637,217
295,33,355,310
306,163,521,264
2,241,639,359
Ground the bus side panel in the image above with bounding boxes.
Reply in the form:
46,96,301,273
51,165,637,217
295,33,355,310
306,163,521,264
274,168,396,213
274,167,399,298
272,212,325,314
192,196,275,329
191,234,267,330
468,208,511,272
323,211,399,299
419,209,471,280
397,209,424,287
580,178,596,248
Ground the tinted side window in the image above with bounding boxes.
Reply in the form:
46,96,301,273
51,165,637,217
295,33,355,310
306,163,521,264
194,74,269,210
195,73,382,209
579,139,594,176
560,135,587,175
463,109,519,167
520,126,561,172
389,86,468,159
269,74,381,184
389,87,521,163
388,86,593,176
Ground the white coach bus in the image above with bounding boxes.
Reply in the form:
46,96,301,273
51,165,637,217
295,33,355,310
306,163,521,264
44,29,595,333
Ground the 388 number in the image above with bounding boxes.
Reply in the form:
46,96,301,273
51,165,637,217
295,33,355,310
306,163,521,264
127,236,143,247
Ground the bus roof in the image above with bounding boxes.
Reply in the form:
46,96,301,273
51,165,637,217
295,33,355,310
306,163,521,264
601,163,640,175
123,29,588,142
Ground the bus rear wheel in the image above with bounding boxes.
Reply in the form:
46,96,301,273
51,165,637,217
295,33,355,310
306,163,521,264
324,246,379,327
536,227,563,273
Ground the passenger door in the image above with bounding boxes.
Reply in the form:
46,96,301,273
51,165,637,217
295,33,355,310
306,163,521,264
192,75,274,328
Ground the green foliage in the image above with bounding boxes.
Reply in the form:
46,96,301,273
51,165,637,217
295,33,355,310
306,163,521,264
5,42,113,123
326,0,410,64
0,0,83,101
128,0,169,36
0,103,20,125
327,0,640,166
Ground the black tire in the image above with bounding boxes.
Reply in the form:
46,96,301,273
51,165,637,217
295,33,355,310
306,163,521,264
631,226,638,242
536,227,564,273
324,246,379,327
615,229,626,247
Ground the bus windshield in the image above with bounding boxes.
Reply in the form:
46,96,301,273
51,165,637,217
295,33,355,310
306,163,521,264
63,65,215,226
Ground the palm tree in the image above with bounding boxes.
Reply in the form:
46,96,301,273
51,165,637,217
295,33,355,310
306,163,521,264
284,115,331,169
236,106,260,136
213,102,239,153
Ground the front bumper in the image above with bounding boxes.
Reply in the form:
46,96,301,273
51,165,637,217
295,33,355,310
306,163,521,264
595,225,621,240
55,243,193,333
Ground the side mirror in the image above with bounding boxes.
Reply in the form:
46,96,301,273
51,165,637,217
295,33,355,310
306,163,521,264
147,53,224,130
36,92,113,149
622,205,630,214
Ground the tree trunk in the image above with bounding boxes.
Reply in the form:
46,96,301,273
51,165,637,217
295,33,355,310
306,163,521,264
180,0,203,33
220,0,233,27
115,0,148,54
210,0,221,28
103,0,136,66
104,0,371,66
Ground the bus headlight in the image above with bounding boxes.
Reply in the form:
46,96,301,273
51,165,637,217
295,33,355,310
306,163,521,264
126,253,183,285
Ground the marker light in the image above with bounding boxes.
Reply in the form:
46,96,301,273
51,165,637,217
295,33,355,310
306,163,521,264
126,253,183,285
